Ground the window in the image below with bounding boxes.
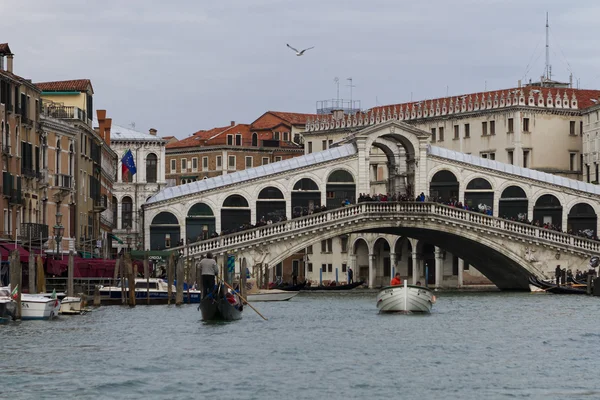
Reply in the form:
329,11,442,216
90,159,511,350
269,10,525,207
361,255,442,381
321,240,327,253
342,263,347,272
274,132,280,140
596,164,599,183
121,197,133,229
170,159,176,173
587,164,591,182
235,134,242,146
181,159,187,171
283,132,289,141
228,155,236,169
438,127,444,141
227,135,233,145
322,140,327,150
341,236,348,253
507,150,514,165
490,153,495,160
192,157,198,172
490,120,496,135
328,139,333,147
306,245,313,254
570,153,576,171
275,156,282,162
580,121,583,137
508,118,514,133
262,157,269,165
308,142,313,153
308,263,313,272
216,156,222,169
523,150,530,168
245,156,253,168
464,124,470,138
480,152,495,160
431,128,436,142
523,117,530,132
482,121,488,135
327,191,335,199
570,121,576,135
327,264,332,273
146,153,157,183
453,125,459,140
321,264,326,272
251,133,258,147
202,157,208,171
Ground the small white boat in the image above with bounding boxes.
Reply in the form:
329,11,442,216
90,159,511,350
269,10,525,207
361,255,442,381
246,289,299,302
529,284,546,293
376,281,436,313
21,293,60,320
59,297,83,314
99,278,201,303
0,287,16,322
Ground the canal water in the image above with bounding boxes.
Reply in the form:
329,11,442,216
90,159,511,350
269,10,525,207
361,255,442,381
2,291,599,400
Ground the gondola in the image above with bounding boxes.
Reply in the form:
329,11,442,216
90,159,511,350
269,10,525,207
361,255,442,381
276,282,307,292
199,282,243,321
301,281,365,291
528,275,587,295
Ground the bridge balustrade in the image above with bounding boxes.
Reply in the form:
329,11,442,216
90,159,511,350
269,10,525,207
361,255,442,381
175,202,600,257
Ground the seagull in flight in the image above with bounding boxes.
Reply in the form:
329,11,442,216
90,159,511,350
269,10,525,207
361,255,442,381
286,44,314,56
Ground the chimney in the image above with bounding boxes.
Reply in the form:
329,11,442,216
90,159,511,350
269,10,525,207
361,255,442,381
230,121,235,126
7,54,13,73
518,79,522,88
105,118,112,144
96,110,107,140
149,128,157,136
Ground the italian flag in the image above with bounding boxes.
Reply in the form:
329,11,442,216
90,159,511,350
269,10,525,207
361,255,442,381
10,284,18,300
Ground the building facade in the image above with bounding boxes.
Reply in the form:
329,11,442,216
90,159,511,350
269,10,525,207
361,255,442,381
111,124,166,255
95,110,117,258
582,102,600,184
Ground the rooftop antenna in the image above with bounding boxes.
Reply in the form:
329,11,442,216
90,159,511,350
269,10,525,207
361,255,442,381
346,77,355,109
545,12,551,82
334,77,340,102
130,122,136,129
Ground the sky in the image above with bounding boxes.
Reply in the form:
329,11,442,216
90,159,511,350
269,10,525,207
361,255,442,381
2,0,599,139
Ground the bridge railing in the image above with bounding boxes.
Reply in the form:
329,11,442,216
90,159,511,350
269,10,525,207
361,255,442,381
174,202,600,256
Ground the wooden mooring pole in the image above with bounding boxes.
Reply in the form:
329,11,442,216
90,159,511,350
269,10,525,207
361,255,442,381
126,253,135,307
167,252,174,305
28,251,35,294
144,253,149,305
67,251,74,297
9,250,22,320
176,256,184,305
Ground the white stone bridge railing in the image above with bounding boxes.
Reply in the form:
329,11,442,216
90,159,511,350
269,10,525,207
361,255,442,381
173,202,600,258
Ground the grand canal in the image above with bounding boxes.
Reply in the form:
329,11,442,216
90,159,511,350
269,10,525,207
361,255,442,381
2,291,599,400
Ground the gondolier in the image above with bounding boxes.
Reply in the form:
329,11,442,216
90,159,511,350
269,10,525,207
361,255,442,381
199,252,219,299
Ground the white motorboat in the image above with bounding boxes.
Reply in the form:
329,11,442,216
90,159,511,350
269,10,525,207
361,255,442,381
99,278,201,303
246,289,299,302
21,293,60,320
0,287,16,322
376,281,436,313
59,296,83,314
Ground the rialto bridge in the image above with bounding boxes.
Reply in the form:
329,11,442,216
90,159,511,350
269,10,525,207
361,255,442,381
143,120,600,290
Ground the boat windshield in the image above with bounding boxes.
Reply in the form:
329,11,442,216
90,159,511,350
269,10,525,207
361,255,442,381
135,281,158,289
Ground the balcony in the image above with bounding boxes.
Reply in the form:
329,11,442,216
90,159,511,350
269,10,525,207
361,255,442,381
19,223,49,242
2,144,11,156
5,104,13,113
94,195,107,212
22,167,39,180
42,105,88,125
54,174,72,190
20,115,32,126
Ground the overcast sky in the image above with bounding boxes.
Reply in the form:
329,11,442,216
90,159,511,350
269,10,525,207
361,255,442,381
2,0,599,138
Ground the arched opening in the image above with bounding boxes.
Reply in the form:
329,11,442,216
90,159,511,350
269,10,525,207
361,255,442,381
368,133,416,198
55,138,61,175
186,202,216,242
146,153,157,183
4,122,9,150
533,194,562,227
499,186,528,221
464,177,493,212
567,203,597,237
257,187,286,222
291,178,320,217
252,133,258,147
429,170,459,201
121,196,133,229
150,212,180,250
326,170,356,209
352,238,370,285
221,195,251,233
373,237,391,287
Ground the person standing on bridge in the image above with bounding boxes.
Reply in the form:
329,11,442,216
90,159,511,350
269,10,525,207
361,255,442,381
199,252,219,299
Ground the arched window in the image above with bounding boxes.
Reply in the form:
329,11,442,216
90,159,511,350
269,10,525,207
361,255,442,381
252,132,258,147
55,138,61,175
15,126,19,157
122,196,133,229
146,153,157,183
5,122,10,150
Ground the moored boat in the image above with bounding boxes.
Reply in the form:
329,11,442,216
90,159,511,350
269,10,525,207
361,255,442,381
21,294,60,320
59,297,84,314
247,289,299,302
99,278,201,303
0,287,16,322
302,281,364,291
376,281,435,313
199,282,243,321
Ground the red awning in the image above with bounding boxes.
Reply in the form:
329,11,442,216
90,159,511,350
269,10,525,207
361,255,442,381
0,243,31,263
46,258,144,278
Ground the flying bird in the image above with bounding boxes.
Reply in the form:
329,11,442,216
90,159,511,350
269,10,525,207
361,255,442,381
286,44,314,56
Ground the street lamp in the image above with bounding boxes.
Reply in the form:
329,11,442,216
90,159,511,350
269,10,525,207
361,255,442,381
53,212,64,260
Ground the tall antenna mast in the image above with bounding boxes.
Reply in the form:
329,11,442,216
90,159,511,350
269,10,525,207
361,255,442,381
334,77,340,102
545,12,551,81
346,77,355,109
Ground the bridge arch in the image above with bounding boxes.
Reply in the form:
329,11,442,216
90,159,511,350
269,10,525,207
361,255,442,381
567,202,598,237
429,169,460,201
464,176,494,212
221,194,251,233
291,177,321,216
150,211,180,250
186,202,216,242
256,186,286,222
326,169,356,209
499,185,529,220
350,237,370,284
373,237,391,286
532,194,563,227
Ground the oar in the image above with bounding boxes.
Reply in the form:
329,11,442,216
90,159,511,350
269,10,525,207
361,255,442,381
222,280,268,321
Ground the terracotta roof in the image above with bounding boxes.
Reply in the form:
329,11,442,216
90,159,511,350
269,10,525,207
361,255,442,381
368,86,600,115
35,79,94,93
251,111,317,130
0,69,40,92
0,43,12,55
